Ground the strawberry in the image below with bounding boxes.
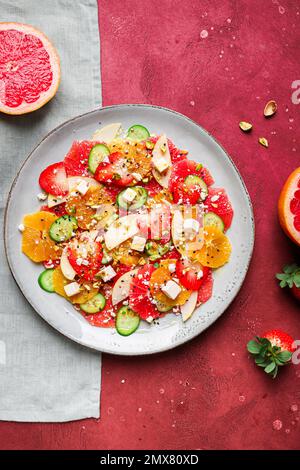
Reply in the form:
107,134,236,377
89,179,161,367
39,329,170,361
129,264,160,320
94,156,134,187
247,329,295,378
276,263,300,301
68,237,103,281
39,162,68,196
176,259,210,291
205,187,233,231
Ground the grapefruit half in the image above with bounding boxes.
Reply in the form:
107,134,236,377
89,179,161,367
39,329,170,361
0,22,60,115
278,167,300,245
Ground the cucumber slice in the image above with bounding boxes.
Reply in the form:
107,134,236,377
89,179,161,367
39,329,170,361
38,269,55,293
49,215,78,242
116,186,148,211
116,306,140,336
80,293,106,314
204,212,225,232
184,175,208,198
145,241,170,261
156,300,173,313
127,124,150,141
88,143,110,174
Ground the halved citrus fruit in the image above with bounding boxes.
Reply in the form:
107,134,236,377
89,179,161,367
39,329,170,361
0,22,60,115
194,226,231,268
149,265,191,307
22,211,60,262
278,167,300,245
52,267,98,304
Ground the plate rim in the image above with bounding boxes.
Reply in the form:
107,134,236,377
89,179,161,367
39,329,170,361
4,104,255,355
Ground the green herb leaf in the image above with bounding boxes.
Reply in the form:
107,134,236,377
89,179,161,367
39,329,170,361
247,340,261,354
277,350,292,363
264,362,276,374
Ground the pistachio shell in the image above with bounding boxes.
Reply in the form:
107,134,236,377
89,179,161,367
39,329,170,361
239,121,253,132
259,137,269,148
264,100,277,117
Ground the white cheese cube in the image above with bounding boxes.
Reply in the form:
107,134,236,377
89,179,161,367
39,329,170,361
131,235,146,252
76,180,90,196
64,282,81,297
153,156,169,173
98,265,117,282
183,218,200,240
37,192,47,201
18,224,25,232
122,188,137,203
161,280,181,300
168,263,176,273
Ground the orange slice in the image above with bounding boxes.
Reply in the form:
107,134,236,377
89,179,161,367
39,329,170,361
22,211,60,262
65,186,112,229
193,226,231,268
278,167,300,245
52,267,98,304
111,240,143,266
149,265,191,307
108,139,152,179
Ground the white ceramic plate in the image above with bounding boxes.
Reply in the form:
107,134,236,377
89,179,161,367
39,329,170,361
5,105,254,355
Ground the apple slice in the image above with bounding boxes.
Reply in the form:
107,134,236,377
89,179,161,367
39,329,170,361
67,176,101,193
104,214,145,250
48,194,67,208
151,134,172,188
180,291,197,322
60,247,76,280
91,123,122,142
112,269,139,306
171,209,204,257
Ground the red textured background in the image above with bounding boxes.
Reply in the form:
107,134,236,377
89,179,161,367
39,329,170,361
1,0,300,450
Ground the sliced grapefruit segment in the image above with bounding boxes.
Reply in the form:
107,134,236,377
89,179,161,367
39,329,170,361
278,167,300,245
0,22,60,115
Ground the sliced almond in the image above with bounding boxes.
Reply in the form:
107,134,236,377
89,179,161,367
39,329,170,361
239,121,252,132
259,137,268,148
264,100,277,117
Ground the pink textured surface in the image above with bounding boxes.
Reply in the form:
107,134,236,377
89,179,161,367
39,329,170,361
1,0,300,450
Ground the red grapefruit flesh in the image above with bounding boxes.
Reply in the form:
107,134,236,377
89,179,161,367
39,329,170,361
205,187,234,231
0,22,60,115
278,167,300,245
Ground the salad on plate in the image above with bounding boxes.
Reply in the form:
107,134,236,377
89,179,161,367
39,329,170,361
19,122,233,336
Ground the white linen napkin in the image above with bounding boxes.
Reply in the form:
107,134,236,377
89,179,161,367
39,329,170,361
0,0,102,422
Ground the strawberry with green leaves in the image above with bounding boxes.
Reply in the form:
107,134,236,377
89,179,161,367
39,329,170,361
276,263,300,300
247,329,295,378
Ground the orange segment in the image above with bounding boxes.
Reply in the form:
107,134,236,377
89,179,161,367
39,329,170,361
193,226,231,268
22,211,60,262
52,267,98,304
149,265,191,307
65,186,113,229
111,240,143,266
109,139,152,179
278,167,300,246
